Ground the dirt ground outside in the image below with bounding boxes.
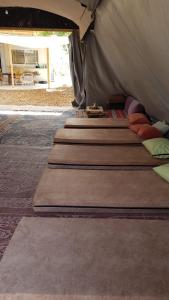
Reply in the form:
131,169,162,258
0,87,74,106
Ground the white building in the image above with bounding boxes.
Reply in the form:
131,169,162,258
0,34,71,88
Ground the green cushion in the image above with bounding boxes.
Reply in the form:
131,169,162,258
152,121,169,135
142,138,169,158
153,163,169,182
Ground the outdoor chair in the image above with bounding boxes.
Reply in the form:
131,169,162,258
20,72,34,85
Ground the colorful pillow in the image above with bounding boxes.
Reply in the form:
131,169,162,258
153,163,169,183
137,125,162,139
152,121,169,135
129,123,149,134
128,99,145,115
124,96,135,114
143,138,169,158
128,113,150,125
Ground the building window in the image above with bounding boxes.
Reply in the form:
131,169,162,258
12,50,38,65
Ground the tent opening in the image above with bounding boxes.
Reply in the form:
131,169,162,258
0,7,78,109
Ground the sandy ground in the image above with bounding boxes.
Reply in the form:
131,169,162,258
0,87,74,106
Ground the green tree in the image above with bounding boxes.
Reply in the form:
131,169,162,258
36,31,71,37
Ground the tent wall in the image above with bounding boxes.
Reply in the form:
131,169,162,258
84,32,124,107
84,0,169,121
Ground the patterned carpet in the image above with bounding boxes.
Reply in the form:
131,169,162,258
0,116,19,136
0,109,169,261
0,109,75,260
76,109,126,118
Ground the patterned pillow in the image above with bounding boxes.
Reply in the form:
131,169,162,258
143,138,169,158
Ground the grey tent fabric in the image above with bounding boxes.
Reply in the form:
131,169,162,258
69,30,86,107
84,31,125,107
83,0,169,121
87,0,101,11
80,0,100,11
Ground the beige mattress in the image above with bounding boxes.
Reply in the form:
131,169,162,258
48,144,168,166
33,168,169,209
64,117,129,128
54,128,142,144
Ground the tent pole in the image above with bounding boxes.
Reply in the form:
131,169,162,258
8,45,14,87
46,48,51,89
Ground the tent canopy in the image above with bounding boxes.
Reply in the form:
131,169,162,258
0,0,98,37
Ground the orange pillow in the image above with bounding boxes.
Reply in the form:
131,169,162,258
129,124,150,133
137,125,162,139
128,113,150,125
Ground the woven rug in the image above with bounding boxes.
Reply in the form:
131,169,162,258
0,110,75,260
0,116,19,136
76,109,126,119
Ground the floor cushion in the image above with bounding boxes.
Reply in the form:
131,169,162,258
128,113,150,125
152,121,169,135
153,163,169,182
129,123,149,133
128,99,145,115
137,125,162,139
124,96,135,114
143,138,169,158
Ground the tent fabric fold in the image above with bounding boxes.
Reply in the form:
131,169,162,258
79,0,101,11
69,30,86,108
87,0,101,11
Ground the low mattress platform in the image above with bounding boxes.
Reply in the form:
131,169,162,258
48,144,168,167
1,218,169,298
54,128,142,144
64,117,129,128
33,168,169,212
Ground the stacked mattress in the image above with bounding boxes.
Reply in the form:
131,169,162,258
33,117,169,213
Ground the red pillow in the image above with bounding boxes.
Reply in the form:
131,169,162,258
129,124,150,134
128,113,150,125
137,125,162,139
